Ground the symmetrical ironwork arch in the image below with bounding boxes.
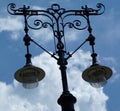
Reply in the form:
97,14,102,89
7,3,105,31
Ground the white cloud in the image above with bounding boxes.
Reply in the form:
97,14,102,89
0,50,108,111
0,17,23,40
0,17,23,32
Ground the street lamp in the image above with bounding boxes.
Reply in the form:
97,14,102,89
7,3,112,111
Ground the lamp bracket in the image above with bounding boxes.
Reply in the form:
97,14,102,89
7,3,105,33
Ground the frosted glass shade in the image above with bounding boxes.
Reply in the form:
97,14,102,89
82,64,112,88
14,65,45,89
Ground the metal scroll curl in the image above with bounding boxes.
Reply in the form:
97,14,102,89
26,16,53,30
7,3,17,15
96,3,105,15
7,3,30,15
64,20,87,30
81,3,105,15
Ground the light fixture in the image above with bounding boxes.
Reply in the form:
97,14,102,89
82,64,112,88
14,64,45,89
81,17,112,88
14,23,45,89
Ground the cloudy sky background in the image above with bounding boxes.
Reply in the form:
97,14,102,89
0,0,120,111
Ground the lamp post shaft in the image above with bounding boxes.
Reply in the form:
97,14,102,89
59,62,68,92
57,40,76,111
57,60,77,111
58,60,77,111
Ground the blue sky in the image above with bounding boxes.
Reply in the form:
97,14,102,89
0,0,120,111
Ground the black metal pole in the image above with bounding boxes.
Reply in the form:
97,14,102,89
56,39,76,111
57,55,77,111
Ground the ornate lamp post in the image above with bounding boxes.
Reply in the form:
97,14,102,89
7,3,112,111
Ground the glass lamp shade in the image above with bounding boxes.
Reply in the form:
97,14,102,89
82,64,112,88
14,65,45,89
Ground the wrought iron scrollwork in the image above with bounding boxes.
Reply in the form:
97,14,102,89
7,2,105,59
47,4,65,17
26,18,53,30
7,3,17,15
7,3,105,31
96,3,105,15
81,3,105,16
64,20,87,30
7,3,30,15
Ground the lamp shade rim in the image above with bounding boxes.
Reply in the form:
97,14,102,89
82,64,112,83
14,65,45,83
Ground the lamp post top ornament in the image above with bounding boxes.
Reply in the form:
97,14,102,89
7,3,105,17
